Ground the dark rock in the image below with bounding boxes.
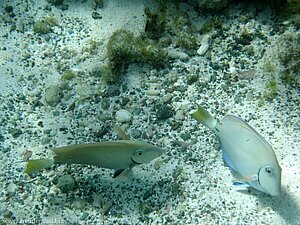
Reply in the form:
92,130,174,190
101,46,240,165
57,175,77,193
156,105,173,120
94,124,109,138
106,85,120,97
5,6,13,13
44,85,63,106
187,74,198,85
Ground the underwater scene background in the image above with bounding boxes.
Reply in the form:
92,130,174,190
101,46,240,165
0,0,299,224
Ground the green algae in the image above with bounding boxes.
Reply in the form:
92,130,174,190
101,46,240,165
263,60,276,73
200,16,223,34
103,29,167,83
33,17,57,34
144,3,197,50
277,32,300,88
264,78,278,101
61,70,76,81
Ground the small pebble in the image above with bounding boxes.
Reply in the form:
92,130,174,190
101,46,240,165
180,132,191,141
73,199,86,210
6,182,18,196
21,150,32,160
56,175,77,193
246,92,254,101
44,85,63,106
197,34,212,56
174,110,185,121
237,69,256,80
202,73,212,83
130,129,142,139
80,212,89,220
115,109,132,123
167,49,189,61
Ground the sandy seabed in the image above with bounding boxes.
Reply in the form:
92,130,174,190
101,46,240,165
0,0,299,224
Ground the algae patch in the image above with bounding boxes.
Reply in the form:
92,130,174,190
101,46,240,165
277,32,300,88
264,78,278,101
144,4,198,50
33,17,58,35
102,29,167,83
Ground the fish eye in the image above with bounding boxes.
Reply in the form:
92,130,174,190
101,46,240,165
265,167,272,174
136,150,143,156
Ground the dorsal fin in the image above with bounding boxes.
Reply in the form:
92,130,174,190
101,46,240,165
112,124,130,140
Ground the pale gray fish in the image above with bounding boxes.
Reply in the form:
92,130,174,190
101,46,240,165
191,105,282,196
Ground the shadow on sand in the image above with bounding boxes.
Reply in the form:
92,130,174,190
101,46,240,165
257,187,300,225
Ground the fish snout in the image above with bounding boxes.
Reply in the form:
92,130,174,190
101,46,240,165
131,146,165,164
149,146,165,160
258,165,281,196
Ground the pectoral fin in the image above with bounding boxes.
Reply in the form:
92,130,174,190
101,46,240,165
113,169,126,178
232,181,251,188
113,167,133,180
233,174,258,187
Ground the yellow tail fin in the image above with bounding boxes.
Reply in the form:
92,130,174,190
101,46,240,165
25,158,54,174
191,105,217,130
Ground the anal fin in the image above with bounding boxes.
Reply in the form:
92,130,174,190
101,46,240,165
113,167,133,180
221,143,237,172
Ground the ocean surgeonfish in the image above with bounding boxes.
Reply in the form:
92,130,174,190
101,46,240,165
191,105,282,196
